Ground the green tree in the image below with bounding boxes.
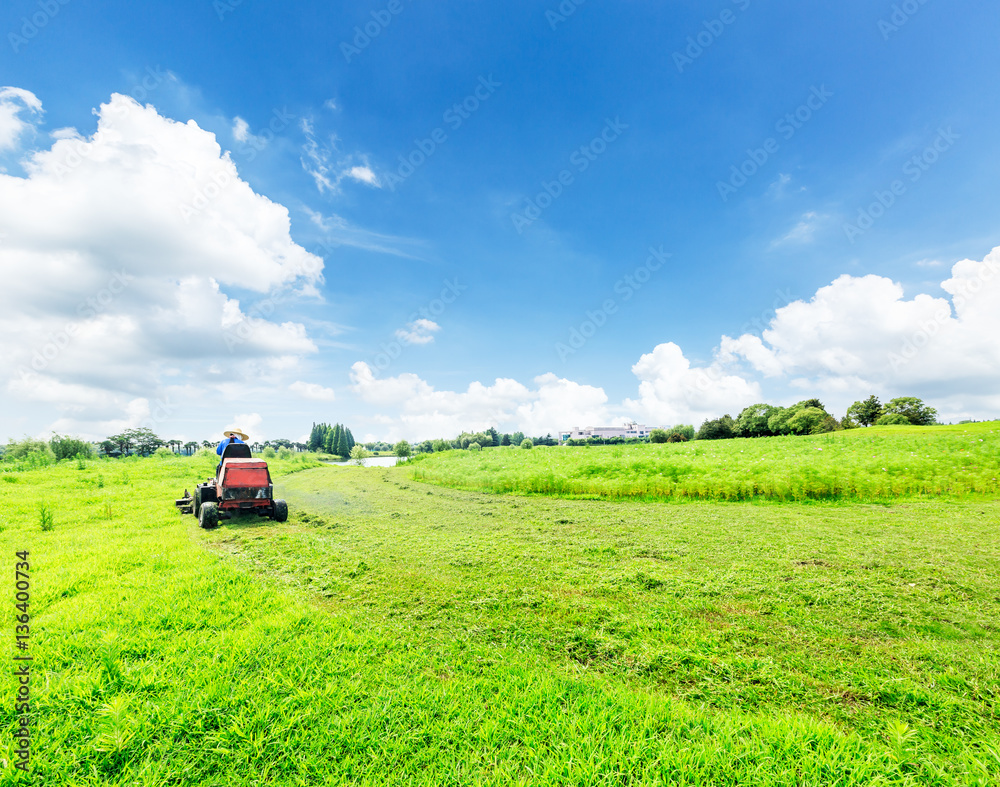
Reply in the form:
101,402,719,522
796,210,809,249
393,440,411,459
108,431,134,456
473,432,491,448
669,424,696,442
884,397,937,426
49,434,93,461
697,415,737,440
785,407,829,435
432,439,450,452
107,427,162,456
876,412,910,426
846,395,883,427
520,438,533,449
736,404,778,438
130,428,163,456
350,445,369,466
500,433,512,446
467,442,482,452
4,436,54,461
649,429,669,443
766,400,832,436
511,432,525,446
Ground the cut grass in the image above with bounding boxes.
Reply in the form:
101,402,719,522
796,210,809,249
408,422,1000,502
1,449,998,784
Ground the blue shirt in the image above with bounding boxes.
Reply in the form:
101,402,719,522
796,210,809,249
216,436,246,456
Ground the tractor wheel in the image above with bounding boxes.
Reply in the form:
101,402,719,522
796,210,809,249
272,499,288,523
193,487,203,517
199,501,219,529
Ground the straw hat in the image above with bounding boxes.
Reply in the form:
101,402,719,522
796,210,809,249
223,428,249,440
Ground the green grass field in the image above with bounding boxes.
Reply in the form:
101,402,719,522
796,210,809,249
1,435,998,785
409,422,1000,502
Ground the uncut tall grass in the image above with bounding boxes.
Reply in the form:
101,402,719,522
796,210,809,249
409,423,1000,502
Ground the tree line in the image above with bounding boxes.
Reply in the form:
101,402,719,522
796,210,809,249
0,394,954,468
1,427,321,465
307,423,357,458
694,395,938,441
378,428,560,456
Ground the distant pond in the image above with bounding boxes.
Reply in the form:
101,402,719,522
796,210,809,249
325,456,403,467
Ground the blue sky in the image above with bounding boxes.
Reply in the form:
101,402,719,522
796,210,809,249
2,0,999,444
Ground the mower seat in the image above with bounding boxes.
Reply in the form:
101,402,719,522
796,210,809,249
221,442,253,461
217,442,253,478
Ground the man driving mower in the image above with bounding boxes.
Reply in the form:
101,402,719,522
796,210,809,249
216,427,249,477
216,427,249,456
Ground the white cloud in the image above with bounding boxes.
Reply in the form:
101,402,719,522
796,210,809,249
300,119,379,193
395,319,440,345
0,91,324,438
345,165,379,187
717,334,784,378
721,246,1000,411
304,208,426,259
766,172,792,198
232,115,270,149
771,211,825,247
227,413,263,441
232,116,250,143
350,362,612,440
289,380,337,401
0,86,43,152
50,127,80,141
623,342,760,425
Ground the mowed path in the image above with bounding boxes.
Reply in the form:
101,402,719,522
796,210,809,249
204,465,1000,768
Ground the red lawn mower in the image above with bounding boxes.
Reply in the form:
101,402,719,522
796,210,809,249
175,442,288,528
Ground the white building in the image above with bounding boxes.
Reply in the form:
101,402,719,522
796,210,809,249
560,422,658,442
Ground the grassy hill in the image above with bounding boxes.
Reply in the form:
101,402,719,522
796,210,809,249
407,422,1000,502
1,435,998,784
